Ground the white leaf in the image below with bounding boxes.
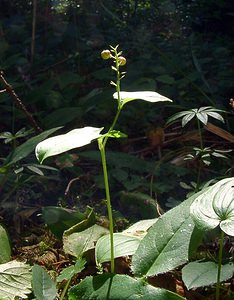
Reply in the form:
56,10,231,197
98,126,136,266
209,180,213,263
0,260,32,300
113,91,172,106
36,127,104,163
190,177,234,235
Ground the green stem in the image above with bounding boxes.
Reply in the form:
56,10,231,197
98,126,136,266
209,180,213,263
99,45,124,274
59,278,71,300
99,141,115,273
216,230,224,300
197,119,203,149
103,108,121,147
196,161,201,192
196,119,203,191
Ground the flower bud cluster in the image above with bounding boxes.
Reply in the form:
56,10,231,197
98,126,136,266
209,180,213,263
101,46,126,67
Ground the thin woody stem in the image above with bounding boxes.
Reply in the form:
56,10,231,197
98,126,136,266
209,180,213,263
0,71,43,133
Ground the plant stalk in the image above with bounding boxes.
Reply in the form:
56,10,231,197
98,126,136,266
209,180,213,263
60,278,71,300
99,45,125,274
99,141,115,273
197,118,203,149
196,118,203,191
216,230,224,300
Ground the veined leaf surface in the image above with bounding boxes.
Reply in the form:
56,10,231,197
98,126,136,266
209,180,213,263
36,126,103,163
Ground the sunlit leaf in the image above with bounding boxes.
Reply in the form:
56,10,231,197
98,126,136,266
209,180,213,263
197,111,208,125
182,112,195,127
113,91,172,106
166,106,225,128
132,192,200,277
95,233,141,264
166,111,191,125
0,261,31,300
211,152,228,159
4,127,62,167
206,112,224,123
36,127,104,163
182,261,234,289
190,177,234,236
63,224,109,258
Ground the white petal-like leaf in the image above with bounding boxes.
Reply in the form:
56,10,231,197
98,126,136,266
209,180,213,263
36,127,104,163
190,177,234,235
206,112,224,123
113,91,172,106
182,112,195,127
197,111,208,125
166,110,191,125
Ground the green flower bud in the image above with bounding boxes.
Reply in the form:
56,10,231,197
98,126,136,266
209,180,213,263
101,50,111,60
118,56,126,66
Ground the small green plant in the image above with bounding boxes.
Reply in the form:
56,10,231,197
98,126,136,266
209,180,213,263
167,106,229,190
36,45,172,275
0,127,60,206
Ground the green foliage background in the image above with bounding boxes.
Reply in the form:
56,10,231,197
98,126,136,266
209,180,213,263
0,0,233,214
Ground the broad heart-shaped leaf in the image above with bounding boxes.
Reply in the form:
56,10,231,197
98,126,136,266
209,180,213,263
0,224,11,263
131,191,202,277
32,264,57,300
95,233,141,264
3,126,62,167
0,260,31,300
182,261,234,289
68,274,185,300
113,91,172,107
190,177,234,236
36,126,104,163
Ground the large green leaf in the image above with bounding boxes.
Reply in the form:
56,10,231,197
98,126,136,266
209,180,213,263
32,264,57,300
0,225,11,263
113,91,172,107
68,274,185,300
0,260,31,300
131,192,202,277
95,233,141,264
36,126,104,163
63,224,109,258
4,127,62,167
182,261,234,289
190,177,234,236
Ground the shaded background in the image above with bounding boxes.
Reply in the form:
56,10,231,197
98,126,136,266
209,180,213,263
0,0,233,219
